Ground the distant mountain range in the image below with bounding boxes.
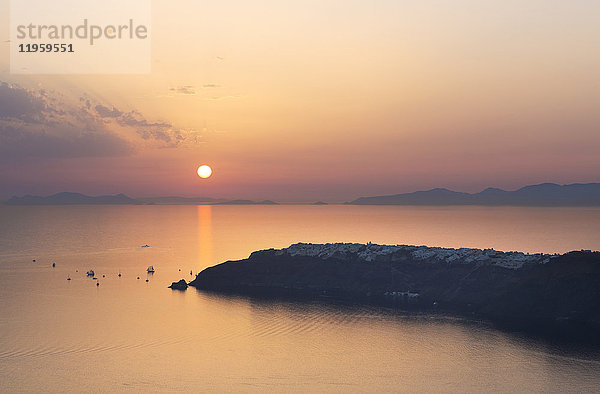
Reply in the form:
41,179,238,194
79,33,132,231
3,192,279,206
351,183,600,206
4,183,600,206
4,192,141,205
214,199,278,205
136,196,227,205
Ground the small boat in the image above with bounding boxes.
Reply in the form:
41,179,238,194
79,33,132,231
67,276,71,281
86,269,94,276
141,244,150,248
52,263,56,268
147,266,155,273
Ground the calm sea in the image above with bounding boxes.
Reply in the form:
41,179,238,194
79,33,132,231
0,205,599,392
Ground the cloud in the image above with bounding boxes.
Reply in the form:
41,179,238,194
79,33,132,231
84,93,192,146
170,85,196,95
167,84,222,95
93,105,184,145
0,82,133,162
0,81,197,163
94,104,123,118
0,81,202,164
118,111,178,143
0,82,46,120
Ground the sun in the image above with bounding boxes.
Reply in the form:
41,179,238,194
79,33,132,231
197,165,213,179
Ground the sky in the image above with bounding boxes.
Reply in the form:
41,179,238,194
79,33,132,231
1,0,599,202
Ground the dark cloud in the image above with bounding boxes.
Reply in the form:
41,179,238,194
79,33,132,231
0,82,131,162
92,108,182,145
118,112,174,143
170,86,196,95
92,99,185,145
0,81,196,163
0,82,45,120
79,97,92,110
95,104,123,118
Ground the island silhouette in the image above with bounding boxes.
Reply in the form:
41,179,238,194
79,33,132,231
350,182,600,206
3,192,279,206
4,182,600,206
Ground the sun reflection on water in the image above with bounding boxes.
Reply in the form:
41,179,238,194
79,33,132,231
197,205,213,271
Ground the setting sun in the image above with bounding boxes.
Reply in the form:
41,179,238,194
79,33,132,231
197,165,213,179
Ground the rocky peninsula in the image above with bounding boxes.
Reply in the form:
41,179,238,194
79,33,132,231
189,242,600,342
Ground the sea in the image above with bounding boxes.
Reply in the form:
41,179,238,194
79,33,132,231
0,204,599,392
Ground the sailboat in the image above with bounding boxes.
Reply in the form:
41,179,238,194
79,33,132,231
147,266,155,273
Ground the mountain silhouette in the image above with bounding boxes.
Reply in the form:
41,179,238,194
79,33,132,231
351,183,600,206
4,192,142,205
137,196,227,205
4,193,279,206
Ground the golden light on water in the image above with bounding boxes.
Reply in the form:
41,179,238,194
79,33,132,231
197,165,213,179
197,205,213,270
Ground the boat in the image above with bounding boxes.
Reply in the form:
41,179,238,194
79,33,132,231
141,244,150,248
86,269,94,276
147,266,155,273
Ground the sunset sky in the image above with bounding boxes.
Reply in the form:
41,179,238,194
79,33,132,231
1,0,599,202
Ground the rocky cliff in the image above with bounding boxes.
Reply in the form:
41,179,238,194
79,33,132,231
189,243,600,342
